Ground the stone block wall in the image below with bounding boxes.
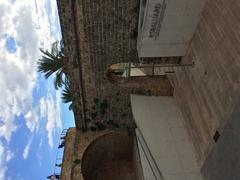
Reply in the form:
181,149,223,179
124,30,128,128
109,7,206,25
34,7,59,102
169,0,240,166
60,128,76,180
59,128,111,180
72,0,140,129
57,0,86,130
57,0,175,130
60,128,143,180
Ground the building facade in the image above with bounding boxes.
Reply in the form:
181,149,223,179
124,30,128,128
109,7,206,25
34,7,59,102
56,0,240,179
137,0,207,57
57,0,177,131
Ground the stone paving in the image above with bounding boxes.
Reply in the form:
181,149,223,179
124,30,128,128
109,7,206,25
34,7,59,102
166,0,240,174
201,100,240,180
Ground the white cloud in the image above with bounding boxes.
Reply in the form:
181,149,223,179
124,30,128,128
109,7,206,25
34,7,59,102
39,138,43,148
37,153,42,167
0,0,60,141
0,0,61,178
0,145,14,179
39,97,47,118
6,151,14,162
22,139,32,160
24,111,38,132
45,90,62,148
39,86,62,149
0,144,7,180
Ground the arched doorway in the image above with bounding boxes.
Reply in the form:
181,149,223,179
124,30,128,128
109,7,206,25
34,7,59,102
81,132,143,180
106,62,174,96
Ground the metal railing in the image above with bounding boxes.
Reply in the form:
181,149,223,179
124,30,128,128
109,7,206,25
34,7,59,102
136,128,165,180
119,61,194,78
47,129,68,179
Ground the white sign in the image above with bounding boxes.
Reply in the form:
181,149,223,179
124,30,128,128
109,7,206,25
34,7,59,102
137,0,207,57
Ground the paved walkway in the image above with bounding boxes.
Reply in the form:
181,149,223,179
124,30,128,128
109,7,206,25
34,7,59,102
202,100,240,180
166,0,240,167
131,95,203,180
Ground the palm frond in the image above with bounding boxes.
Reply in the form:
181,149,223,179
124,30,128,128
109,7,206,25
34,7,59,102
37,41,65,89
61,78,72,104
61,78,73,111
37,58,63,78
68,103,73,111
60,40,64,53
54,70,64,90
51,41,59,56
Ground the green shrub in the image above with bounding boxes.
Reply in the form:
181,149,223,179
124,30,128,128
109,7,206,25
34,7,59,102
94,122,106,130
90,126,97,131
130,30,138,40
94,98,99,104
100,99,108,114
91,112,97,119
74,159,81,164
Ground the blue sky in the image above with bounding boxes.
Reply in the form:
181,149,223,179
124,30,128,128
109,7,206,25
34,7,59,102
0,0,74,179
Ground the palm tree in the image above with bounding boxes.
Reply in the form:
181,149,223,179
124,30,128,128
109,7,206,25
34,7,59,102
38,41,74,111
37,41,65,89
61,78,73,111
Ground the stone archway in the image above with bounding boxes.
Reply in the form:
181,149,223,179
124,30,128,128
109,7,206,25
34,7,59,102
81,132,143,180
106,63,174,96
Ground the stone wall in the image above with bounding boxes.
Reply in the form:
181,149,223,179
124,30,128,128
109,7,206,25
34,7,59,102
59,128,110,180
60,128,76,180
80,132,138,180
57,0,175,131
71,130,112,180
169,0,240,166
57,0,86,130
60,128,143,180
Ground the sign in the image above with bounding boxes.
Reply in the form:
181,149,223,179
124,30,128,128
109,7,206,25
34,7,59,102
149,1,166,39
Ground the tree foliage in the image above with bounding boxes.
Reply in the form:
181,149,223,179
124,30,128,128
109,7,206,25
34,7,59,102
37,40,74,111
61,78,73,111
37,41,65,89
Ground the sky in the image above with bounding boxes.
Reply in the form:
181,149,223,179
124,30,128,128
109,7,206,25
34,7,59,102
0,0,75,179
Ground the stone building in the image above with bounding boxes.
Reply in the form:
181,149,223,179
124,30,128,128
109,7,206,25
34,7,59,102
57,0,178,131
56,0,182,179
56,0,240,180
60,128,144,180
